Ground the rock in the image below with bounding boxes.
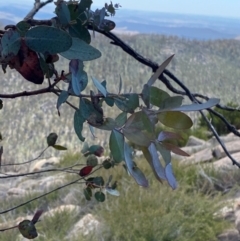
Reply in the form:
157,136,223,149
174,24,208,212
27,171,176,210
213,153,240,170
212,141,240,160
181,148,213,165
186,136,206,146
7,188,27,196
68,214,100,237
218,229,240,241
30,157,60,172
42,205,80,218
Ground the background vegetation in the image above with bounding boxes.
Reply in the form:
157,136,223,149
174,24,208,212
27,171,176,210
1,34,240,163
0,153,237,240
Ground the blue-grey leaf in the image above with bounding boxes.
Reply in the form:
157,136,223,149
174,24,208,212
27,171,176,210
60,37,101,61
69,59,87,95
1,29,21,59
57,90,69,110
147,55,174,86
148,143,166,180
74,110,85,142
25,26,72,54
124,142,149,187
92,77,107,97
106,187,120,196
165,163,177,190
159,98,220,112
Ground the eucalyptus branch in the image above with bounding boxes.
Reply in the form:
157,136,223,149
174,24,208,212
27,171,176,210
0,166,102,214
0,163,86,179
1,146,49,167
24,0,54,21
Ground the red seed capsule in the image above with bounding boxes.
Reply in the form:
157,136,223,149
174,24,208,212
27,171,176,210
79,166,93,177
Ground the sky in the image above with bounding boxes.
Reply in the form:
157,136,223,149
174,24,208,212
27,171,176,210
1,0,240,19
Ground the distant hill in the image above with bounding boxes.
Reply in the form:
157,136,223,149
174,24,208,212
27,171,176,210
0,5,240,40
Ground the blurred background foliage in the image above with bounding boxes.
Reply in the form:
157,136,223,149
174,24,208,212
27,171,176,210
1,33,240,162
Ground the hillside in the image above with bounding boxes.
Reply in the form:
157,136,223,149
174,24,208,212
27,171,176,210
1,34,240,162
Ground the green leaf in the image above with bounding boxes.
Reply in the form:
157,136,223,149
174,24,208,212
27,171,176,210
109,130,124,163
52,145,67,150
86,155,98,167
158,111,193,129
160,96,184,109
102,160,112,169
123,127,151,147
93,176,105,187
18,220,38,239
80,98,104,126
16,21,31,36
150,86,170,107
69,19,91,44
104,97,114,107
141,84,150,108
141,110,155,134
78,0,93,13
69,59,88,95
147,54,174,86
55,1,71,26
115,112,127,127
84,187,92,200
57,90,69,110
60,37,101,61
89,145,104,157
95,191,105,202
124,142,149,187
1,29,21,59
155,142,171,165
114,94,139,113
74,110,85,142
94,118,117,131
148,143,166,180
47,133,58,146
25,26,72,54
92,77,107,97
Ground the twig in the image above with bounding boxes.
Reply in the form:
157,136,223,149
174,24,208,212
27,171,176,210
24,0,54,21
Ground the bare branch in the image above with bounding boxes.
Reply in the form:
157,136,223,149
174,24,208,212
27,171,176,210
24,0,54,21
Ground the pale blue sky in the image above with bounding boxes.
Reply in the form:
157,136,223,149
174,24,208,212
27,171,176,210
2,0,240,19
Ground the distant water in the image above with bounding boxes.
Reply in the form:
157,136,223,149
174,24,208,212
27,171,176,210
112,10,240,40
0,5,239,40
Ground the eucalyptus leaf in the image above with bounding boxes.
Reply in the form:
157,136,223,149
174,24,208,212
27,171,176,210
150,86,170,107
109,130,124,163
60,37,101,61
165,163,177,190
55,1,71,26
74,109,85,142
114,94,139,113
115,112,127,127
148,143,166,180
155,142,171,165
92,77,107,97
158,98,220,112
106,187,120,196
158,111,193,129
147,54,174,86
52,145,67,150
124,142,149,187
25,26,72,54
123,127,151,147
160,96,184,109
1,29,21,59
57,90,69,110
